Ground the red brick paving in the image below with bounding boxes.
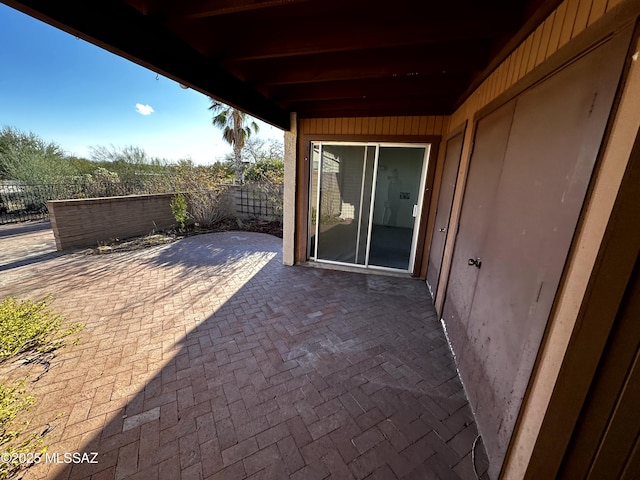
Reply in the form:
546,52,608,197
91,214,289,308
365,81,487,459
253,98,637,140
1,225,489,479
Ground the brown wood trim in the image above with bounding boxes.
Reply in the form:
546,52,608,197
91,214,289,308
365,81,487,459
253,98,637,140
506,20,640,479
445,120,468,141
418,121,467,279
558,257,640,478
413,140,440,278
294,131,311,264
433,122,475,315
523,120,640,479
473,0,640,124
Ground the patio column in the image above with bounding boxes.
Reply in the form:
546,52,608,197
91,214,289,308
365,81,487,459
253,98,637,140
283,112,297,265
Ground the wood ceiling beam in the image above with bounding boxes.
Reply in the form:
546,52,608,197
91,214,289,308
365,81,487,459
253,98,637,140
294,96,455,118
171,0,313,19
269,75,470,103
229,22,514,61
184,12,521,60
1,0,545,125
2,0,291,129
233,42,490,85
163,0,514,27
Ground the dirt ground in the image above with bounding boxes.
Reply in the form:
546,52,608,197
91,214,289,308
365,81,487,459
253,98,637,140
83,217,283,254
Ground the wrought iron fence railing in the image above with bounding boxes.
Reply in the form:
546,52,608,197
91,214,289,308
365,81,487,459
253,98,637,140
0,180,174,224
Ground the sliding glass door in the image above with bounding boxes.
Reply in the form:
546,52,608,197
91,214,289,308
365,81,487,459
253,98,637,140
309,142,429,272
368,146,426,270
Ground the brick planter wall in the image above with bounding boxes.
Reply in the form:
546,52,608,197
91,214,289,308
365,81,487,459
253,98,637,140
47,194,176,250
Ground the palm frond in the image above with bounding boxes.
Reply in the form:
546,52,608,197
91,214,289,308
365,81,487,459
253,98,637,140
222,128,235,145
209,97,262,179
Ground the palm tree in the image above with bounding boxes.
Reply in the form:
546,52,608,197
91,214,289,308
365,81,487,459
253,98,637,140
209,99,259,181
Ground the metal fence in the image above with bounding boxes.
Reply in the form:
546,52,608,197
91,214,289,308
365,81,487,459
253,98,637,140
0,180,173,224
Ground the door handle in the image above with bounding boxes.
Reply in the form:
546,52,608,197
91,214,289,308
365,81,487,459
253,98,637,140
412,205,418,217
468,258,482,268
439,227,446,232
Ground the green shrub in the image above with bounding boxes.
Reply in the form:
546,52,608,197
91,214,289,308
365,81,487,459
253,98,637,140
171,189,189,230
244,158,284,183
0,296,83,362
0,126,75,183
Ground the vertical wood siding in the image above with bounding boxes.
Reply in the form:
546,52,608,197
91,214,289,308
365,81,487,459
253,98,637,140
297,1,617,139
295,0,621,275
437,0,622,309
449,0,616,129
299,116,449,137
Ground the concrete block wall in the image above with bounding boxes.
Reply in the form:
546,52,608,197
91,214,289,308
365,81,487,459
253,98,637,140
47,194,176,250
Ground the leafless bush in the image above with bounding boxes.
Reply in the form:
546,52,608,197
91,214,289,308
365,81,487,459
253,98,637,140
186,185,232,228
174,161,233,228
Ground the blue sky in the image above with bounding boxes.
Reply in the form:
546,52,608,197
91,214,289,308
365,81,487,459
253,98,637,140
0,3,282,165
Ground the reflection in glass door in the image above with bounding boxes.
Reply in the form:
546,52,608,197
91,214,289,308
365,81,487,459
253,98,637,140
309,142,428,272
309,144,373,264
368,146,426,270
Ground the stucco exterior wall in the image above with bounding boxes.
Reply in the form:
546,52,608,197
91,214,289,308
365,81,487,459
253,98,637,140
283,113,297,266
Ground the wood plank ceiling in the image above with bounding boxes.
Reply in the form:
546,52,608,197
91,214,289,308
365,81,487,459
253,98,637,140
3,0,561,129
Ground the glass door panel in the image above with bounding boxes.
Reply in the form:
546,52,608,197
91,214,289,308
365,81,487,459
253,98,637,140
316,145,368,263
355,146,376,265
368,146,426,270
309,142,428,271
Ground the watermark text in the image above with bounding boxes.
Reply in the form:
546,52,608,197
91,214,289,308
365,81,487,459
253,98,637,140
0,452,99,465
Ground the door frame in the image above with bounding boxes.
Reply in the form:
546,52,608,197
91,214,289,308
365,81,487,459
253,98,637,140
295,133,441,271
438,23,635,479
308,141,431,274
426,120,467,300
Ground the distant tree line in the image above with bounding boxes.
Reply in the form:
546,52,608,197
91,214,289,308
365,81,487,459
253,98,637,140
0,125,284,186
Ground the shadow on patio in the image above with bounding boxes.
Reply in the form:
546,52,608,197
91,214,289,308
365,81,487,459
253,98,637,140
10,231,488,480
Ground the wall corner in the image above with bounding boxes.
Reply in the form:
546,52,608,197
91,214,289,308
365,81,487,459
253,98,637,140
283,112,297,266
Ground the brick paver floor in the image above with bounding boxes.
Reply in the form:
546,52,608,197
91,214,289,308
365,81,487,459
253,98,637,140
1,224,489,480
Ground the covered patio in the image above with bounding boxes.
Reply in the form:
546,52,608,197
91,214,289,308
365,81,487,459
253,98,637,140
2,225,487,479
2,0,640,478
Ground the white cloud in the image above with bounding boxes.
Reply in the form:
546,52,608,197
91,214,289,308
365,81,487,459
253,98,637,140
135,103,154,115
